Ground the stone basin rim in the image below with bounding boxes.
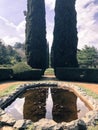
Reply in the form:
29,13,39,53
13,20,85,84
0,81,98,129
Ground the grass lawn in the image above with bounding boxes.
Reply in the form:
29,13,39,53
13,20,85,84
88,126,98,130
44,68,54,75
72,83,98,99
0,84,20,97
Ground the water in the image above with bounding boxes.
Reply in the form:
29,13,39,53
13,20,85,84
5,87,91,123
45,87,53,119
5,98,25,120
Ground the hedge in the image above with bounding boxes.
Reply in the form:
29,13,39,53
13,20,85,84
0,68,13,81
12,62,43,80
55,68,98,83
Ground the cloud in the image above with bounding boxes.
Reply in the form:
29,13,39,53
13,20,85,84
0,16,25,45
76,0,98,49
45,0,98,50
45,0,55,10
16,20,26,38
0,0,98,51
46,21,54,50
0,0,27,25
3,36,21,45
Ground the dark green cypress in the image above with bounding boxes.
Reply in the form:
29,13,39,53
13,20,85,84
51,0,78,68
25,0,48,69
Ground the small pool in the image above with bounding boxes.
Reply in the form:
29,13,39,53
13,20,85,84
5,87,91,123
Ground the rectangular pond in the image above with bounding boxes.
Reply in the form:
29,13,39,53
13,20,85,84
4,87,91,123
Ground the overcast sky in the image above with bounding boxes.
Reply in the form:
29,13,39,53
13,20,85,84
0,0,98,50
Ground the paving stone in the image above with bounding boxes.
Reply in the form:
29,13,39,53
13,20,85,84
0,113,16,126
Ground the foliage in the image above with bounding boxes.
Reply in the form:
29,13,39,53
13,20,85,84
88,126,98,130
0,40,22,65
25,0,48,69
13,42,26,62
51,0,78,68
14,42,25,50
77,45,98,68
26,124,34,130
44,68,54,75
12,62,42,80
13,62,33,74
0,40,10,64
0,68,13,81
55,68,98,82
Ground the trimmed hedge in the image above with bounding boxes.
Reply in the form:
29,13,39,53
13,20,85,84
12,62,43,80
0,68,13,81
55,68,98,83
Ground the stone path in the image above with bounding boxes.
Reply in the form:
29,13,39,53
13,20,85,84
72,82,98,94
0,81,32,91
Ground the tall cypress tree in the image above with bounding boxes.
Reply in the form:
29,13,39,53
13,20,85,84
51,0,78,68
25,0,48,69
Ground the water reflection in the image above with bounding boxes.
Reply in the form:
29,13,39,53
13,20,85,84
77,97,90,118
23,88,47,122
52,88,78,122
5,98,24,120
45,87,53,119
4,87,90,123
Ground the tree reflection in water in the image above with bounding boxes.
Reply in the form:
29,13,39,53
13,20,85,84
45,87,53,119
5,87,90,123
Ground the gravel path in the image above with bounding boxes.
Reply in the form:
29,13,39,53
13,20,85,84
0,78,98,94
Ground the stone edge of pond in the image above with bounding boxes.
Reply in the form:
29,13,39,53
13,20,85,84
0,81,98,130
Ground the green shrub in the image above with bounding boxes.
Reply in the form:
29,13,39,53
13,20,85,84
55,68,98,83
12,62,43,80
0,68,13,81
44,68,54,75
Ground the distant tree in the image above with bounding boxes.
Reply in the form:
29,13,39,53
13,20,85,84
14,42,25,50
25,0,48,70
51,0,78,68
6,45,22,64
77,45,98,68
0,41,10,64
7,45,16,56
14,54,21,62
0,40,22,65
12,42,26,61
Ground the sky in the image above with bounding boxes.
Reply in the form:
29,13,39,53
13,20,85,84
0,0,98,50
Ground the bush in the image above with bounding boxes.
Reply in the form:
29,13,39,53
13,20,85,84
44,68,54,75
55,68,98,83
0,68,13,81
12,62,43,80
